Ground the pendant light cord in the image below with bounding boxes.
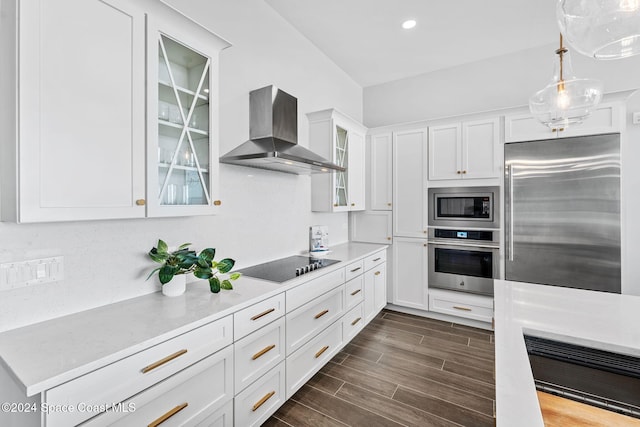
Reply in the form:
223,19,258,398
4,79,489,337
556,33,568,92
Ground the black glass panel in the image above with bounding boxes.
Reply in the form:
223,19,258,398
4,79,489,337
437,196,491,218
234,256,340,283
434,248,492,278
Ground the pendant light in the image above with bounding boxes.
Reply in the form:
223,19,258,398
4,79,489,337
529,34,603,128
557,0,640,59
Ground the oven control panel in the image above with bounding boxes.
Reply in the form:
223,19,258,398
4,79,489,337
433,229,493,241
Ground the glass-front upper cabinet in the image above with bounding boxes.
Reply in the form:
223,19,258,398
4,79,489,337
334,125,349,209
146,14,229,217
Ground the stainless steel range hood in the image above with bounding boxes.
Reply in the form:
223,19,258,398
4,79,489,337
219,86,345,174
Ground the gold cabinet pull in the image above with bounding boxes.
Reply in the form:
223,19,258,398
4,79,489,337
148,402,188,427
551,128,557,132
141,349,188,373
351,317,362,326
252,391,275,412
250,308,275,321
252,344,276,360
315,345,329,358
136,199,146,206
423,230,427,234
350,267,362,273
423,243,427,247
374,271,381,276
314,309,329,319
558,127,565,132
462,170,467,174
373,257,381,262
387,202,392,206
350,289,362,296
351,203,355,206
213,200,222,206
387,237,392,240
457,170,461,174
453,306,472,312
333,203,338,207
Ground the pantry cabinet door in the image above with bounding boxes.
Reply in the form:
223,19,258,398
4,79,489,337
18,0,146,222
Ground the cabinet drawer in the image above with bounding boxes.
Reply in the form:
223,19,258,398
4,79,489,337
286,267,344,313
428,289,494,323
345,259,365,281
345,275,364,311
193,399,233,427
286,285,344,355
234,361,286,427
343,303,364,342
234,293,285,340
82,345,233,427
44,316,232,427
286,319,343,399
364,250,386,271
234,317,285,393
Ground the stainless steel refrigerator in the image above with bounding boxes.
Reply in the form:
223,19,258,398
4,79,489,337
504,133,621,293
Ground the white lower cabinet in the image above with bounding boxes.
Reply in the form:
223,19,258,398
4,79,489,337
193,400,233,427
428,288,493,323
234,361,286,427
343,303,365,342
345,275,364,311
286,320,343,398
364,255,387,323
82,345,234,427
392,237,429,310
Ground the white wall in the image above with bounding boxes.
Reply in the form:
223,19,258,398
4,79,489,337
0,0,362,332
364,43,640,128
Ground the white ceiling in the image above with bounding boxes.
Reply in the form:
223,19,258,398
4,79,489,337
265,0,560,87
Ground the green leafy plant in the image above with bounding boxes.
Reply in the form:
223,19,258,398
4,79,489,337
147,239,240,293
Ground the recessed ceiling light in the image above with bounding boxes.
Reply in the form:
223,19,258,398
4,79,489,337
402,19,416,30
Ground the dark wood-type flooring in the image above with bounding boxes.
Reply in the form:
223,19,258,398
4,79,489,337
263,309,495,427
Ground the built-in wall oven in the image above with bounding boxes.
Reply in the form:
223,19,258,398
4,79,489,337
427,186,501,296
428,228,499,296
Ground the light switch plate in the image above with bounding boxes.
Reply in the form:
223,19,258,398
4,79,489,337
0,256,64,291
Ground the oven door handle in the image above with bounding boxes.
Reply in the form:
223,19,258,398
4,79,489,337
427,240,499,250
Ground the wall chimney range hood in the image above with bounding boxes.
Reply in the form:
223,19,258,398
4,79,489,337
219,86,345,174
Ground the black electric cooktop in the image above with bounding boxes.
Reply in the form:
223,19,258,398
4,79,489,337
234,255,340,283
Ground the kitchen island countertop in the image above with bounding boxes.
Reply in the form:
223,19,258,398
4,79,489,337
494,279,640,426
0,242,387,397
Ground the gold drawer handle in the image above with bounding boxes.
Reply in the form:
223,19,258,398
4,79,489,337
350,267,362,273
315,345,329,358
314,309,329,319
148,402,188,427
374,271,381,276
250,307,275,321
351,317,362,326
373,257,381,262
252,344,276,360
141,349,188,373
350,289,362,296
252,391,276,412
453,306,472,312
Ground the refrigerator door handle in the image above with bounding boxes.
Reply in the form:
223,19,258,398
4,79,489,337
506,164,514,262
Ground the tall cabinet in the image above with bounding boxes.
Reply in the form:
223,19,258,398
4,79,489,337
0,0,229,223
308,109,367,212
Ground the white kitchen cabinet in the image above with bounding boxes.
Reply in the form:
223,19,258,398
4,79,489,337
235,361,286,427
504,101,622,143
393,128,428,238
364,259,387,323
0,0,228,223
428,288,493,323
349,210,392,244
392,237,429,310
308,109,367,212
369,132,393,210
428,118,499,181
146,11,227,217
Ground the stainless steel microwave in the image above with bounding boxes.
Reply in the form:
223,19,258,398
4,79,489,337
428,186,500,228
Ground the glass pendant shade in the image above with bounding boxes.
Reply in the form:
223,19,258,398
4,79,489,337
557,0,640,59
529,36,603,128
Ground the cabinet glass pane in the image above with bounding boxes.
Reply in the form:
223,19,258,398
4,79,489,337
157,34,211,206
335,126,348,207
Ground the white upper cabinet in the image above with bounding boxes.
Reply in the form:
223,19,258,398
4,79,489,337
5,0,147,222
308,109,367,212
146,10,227,217
369,132,393,210
1,0,229,223
393,128,428,237
504,101,622,143
428,118,500,181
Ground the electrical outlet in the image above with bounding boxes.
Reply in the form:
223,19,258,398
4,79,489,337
0,257,64,291
633,112,640,125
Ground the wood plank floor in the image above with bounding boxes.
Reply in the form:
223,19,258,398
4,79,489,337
263,309,495,427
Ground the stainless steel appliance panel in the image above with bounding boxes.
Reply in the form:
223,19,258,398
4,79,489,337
504,133,621,293
428,186,500,228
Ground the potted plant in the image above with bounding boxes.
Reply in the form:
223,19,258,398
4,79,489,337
147,239,241,295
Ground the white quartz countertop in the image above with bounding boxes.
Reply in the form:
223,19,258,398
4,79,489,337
0,242,387,396
494,279,640,427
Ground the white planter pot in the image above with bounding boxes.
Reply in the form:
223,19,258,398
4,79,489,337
162,274,186,297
